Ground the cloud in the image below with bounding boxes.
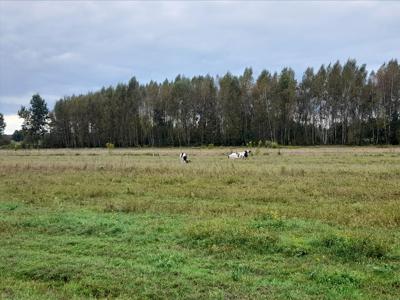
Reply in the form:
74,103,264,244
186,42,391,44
0,1,399,114
0,93,61,115
45,52,81,64
3,114,23,135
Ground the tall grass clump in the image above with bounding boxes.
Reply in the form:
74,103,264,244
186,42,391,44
316,233,391,260
184,220,279,254
246,141,254,148
264,140,279,148
105,142,115,154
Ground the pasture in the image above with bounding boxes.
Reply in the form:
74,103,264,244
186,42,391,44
0,147,399,299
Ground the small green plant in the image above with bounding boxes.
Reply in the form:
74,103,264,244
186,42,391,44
231,265,247,282
106,142,115,153
264,140,279,148
258,140,263,147
280,166,287,175
317,234,390,260
0,142,19,150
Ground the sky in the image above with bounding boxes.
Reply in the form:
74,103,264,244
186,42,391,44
0,1,399,134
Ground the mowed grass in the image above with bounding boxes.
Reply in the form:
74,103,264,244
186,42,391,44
0,147,399,299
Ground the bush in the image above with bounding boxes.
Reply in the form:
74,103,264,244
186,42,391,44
271,142,279,148
0,136,11,146
0,140,22,150
184,220,279,254
264,140,279,148
13,141,22,151
317,234,390,260
309,270,361,286
106,142,115,151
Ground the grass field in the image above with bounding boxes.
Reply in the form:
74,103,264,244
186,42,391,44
0,147,399,299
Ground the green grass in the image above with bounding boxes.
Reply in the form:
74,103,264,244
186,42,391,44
0,147,399,299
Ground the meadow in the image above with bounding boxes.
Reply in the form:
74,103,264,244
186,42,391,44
0,147,399,299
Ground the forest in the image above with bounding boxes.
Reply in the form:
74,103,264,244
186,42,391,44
12,59,400,147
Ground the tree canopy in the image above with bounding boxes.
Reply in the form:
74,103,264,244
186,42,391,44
16,59,400,147
18,94,49,146
0,113,5,137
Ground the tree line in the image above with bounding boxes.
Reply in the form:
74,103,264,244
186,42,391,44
4,59,400,148
0,113,5,144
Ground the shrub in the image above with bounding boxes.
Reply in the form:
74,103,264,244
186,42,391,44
231,265,248,281
309,270,361,286
13,142,22,150
317,234,390,260
264,140,279,148
16,263,82,283
105,142,115,152
184,220,279,254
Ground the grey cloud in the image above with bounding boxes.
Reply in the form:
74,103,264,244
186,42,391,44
0,1,399,115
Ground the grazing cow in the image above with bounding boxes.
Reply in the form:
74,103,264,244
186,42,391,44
229,150,251,159
180,152,189,163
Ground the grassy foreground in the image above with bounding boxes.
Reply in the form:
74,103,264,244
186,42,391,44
0,147,399,299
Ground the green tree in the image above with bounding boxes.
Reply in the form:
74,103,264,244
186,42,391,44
219,73,242,145
192,75,219,145
239,68,254,143
0,113,5,136
46,61,399,147
297,67,315,145
312,65,328,144
376,60,400,144
253,70,274,141
12,130,24,142
326,61,342,144
276,68,297,145
172,76,193,146
18,94,49,146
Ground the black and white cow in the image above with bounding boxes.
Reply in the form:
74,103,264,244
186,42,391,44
180,152,189,163
228,150,251,159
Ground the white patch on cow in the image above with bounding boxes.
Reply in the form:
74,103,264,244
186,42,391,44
228,152,239,159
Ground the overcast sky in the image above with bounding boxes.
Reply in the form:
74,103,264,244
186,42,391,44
0,1,399,134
